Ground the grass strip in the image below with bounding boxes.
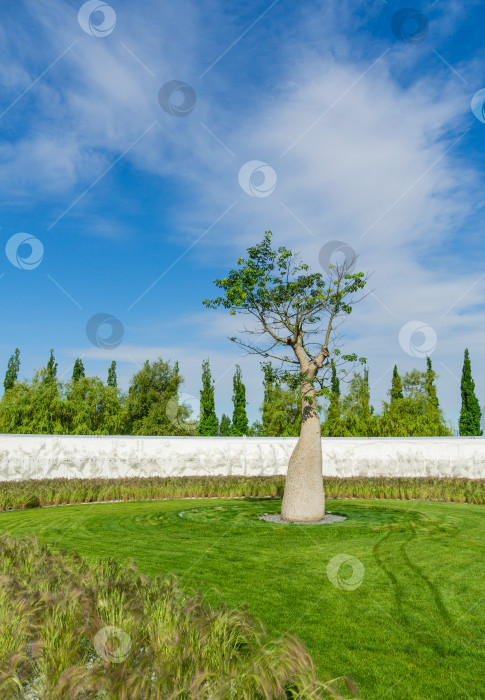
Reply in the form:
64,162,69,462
1,475,485,512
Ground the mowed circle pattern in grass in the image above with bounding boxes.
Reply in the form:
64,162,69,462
1,497,484,700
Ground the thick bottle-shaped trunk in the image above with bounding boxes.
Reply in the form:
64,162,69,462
281,381,325,522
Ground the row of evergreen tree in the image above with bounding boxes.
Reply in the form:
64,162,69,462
0,348,482,436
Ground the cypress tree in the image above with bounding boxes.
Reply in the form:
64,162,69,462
107,361,117,387
390,365,403,402
72,358,85,382
4,348,20,391
261,362,277,436
261,361,279,436
355,368,374,434
261,362,276,416
324,359,341,436
459,349,482,436
197,359,218,436
231,365,249,436
220,413,231,436
424,356,439,410
45,349,58,382
362,368,372,420
331,359,340,396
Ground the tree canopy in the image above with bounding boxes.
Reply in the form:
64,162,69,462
203,231,367,389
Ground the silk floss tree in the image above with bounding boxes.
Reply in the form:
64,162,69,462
203,232,368,522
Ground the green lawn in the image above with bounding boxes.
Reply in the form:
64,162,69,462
1,497,484,699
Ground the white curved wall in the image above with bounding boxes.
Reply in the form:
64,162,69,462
0,435,484,481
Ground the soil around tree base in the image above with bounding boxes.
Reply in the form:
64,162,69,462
259,512,347,525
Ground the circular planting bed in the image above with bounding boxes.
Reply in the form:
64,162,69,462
258,512,347,524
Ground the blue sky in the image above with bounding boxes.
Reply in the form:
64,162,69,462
1,0,485,428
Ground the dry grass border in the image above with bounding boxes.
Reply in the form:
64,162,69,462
1,475,485,512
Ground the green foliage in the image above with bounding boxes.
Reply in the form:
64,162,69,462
323,360,342,436
203,231,367,406
459,348,482,436
198,359,219,436
72,357,85,382
230,365,249,436
248,420,264,436
3,348,20,392
203,231,365,326
107,360,117,387
330,359,340,396
390,364,403,402
379,367,451,437
45,348,57,382
260,362,301,436
424,357,439,409
0,370,66,435
0,342,470,438
65,377,124,435
0,357,192,436
340,369,375,436
126,359,187,436
322,363,451,437
324,370,376,437
219,413,231,436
